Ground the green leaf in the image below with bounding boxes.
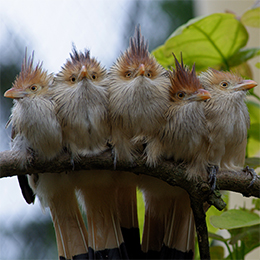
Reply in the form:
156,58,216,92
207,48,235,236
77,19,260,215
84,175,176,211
248,88,260,101
228,48,260,67
247,100,260,124
244,157,260,169
255,62,260,69
210,209,260,230
229,225,260,255
241,7,260,28
252,198,260,210
152,45,173,69
210,245,225,260
160,13,248,71
248,123,260,142
247,101,260,157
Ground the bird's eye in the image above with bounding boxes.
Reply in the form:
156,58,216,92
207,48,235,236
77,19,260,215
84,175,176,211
92,74,97,80
177,91,186,99
221,81,229,88
125,72,132,78
70,76,76,83
146,72,152,78
30,85,38,91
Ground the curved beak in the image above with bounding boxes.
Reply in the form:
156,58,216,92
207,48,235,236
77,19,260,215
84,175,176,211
234,79,258,91
188,89,211,101
4,88,28,99
79,65,89,80
137,64,145,76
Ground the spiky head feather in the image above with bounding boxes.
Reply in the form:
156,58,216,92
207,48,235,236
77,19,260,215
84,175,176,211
111,25,163,78
56,47,106,84
169,54,201,101
12,51,51,92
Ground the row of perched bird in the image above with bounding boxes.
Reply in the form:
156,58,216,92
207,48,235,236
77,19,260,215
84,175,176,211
4,25,257,260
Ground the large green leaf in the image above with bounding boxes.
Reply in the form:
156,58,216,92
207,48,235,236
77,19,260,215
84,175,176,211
210,209,260,230
153,13,248,71
228,48,260,68
247,101,260,156
241,6,260,28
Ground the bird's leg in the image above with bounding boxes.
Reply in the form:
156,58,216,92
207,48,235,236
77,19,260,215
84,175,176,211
243,166,258,188
207,165,219,191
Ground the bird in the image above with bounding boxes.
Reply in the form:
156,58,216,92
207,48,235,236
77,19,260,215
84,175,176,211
199,68,258,183
108,25,170,258
139,55,212,259
108,25,170,164
52,47,110,160
52,47,128,259
4,51,89,260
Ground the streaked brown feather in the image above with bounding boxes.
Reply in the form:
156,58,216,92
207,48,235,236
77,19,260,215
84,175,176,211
169,55,201,101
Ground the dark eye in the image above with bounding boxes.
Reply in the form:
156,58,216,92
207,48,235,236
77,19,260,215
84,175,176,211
70,76,76,83
177,91,186,99
30,85,38,91
125,72,131,78
147,72,152,78
221,81,229,88
92,74,96,80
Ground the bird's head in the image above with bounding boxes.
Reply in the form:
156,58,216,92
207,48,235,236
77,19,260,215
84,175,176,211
199,68,257,93
56,48,106,86
169,55,211,103
111,25,165,82
4,51,51,100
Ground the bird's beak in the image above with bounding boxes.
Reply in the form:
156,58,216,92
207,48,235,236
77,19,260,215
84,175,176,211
188,89,211,101
233,79,258,91
79,66,89,80
137,64,145,76
4,88,28,99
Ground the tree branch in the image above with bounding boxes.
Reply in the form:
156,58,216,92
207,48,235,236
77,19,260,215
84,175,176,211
0,148,259,260
1,149,259,198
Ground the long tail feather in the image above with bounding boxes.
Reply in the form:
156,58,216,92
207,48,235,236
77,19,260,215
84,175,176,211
75,170,128,259
117,172,141,259
29,173,88,259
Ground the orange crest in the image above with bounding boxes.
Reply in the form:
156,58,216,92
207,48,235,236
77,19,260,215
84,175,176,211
57,47,106,82
12,50,50,90
113,25,161,77
169,54,201,99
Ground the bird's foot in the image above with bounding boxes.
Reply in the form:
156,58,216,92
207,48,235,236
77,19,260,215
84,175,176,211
208,165,219,191
243,166,258,188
